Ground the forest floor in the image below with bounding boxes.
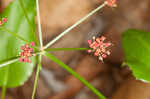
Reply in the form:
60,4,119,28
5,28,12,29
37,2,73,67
1,0,150,99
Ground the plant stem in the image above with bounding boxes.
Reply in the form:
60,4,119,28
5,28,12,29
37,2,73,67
0,51,44,68
36,0,43,47
1,86,6,99
44,52,106,99
43,2,107,49
0,47,88,68
32,55,42,99
0,58,19,68
45,48,91,52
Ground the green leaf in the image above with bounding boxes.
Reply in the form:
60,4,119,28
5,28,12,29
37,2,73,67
0,27,30,43
122,29,150,82
44,51,106,99
0,0,37,87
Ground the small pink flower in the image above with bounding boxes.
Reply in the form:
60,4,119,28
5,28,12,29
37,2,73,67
33,54,36,56
90,41,98,50
88,36,112,62
0,18,7,26
94,48,101,56
0,21,3,25
29,48,33,52
101,47,106,53
25,44,29,48
102,54,107,58
106,51,110,55
21,46,25,50
105,0,117,7
19,52,24,56
104,43,112,47
2,18,7,23
24,58,28,63
19,42,35,63
88,40,92,45
100,36,106,41
27,59,32,63
88,50,92,53
31,42,35,46
19,58,24,62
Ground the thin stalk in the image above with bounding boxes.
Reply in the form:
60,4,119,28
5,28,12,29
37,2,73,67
0,58,19,68
1,64,9,99
0,47,87,68
45,48,91,52
0,51,44,68
44,2,107,49
44,52,106,99
1,86,6,99
32,55,42,99
36,0,43,47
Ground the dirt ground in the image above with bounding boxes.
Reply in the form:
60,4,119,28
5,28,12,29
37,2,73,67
1,0,150,99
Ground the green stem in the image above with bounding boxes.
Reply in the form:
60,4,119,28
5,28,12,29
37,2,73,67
32,55,42,99
43,2,107,49
45,48,91,52
0,58,19,68
44,52,106,99
0,47,88,68
1,86,6,99
36,0,43,47
0,51,43,68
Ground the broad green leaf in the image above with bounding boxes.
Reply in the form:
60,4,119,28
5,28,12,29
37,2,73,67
44,52,106,99
122,29,150,82
0,0,38,87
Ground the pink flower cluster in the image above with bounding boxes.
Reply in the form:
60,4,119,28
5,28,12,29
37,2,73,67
105,0,117,7
0,18,7,25
19,42,35,63
88,36,112,61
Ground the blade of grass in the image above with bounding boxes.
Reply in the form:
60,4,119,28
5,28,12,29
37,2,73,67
32,55,42,99
43,2,107,49
45,48,91,52
36,0,43,47
44,52,106,99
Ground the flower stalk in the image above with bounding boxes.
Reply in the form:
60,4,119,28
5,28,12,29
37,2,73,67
43,2,107,49
36,0,43,47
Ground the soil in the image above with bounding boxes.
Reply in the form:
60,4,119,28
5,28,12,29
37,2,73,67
1,0,150,99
